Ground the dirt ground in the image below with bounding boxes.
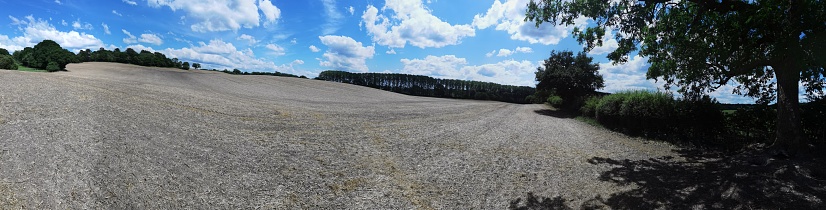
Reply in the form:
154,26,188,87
1,63,820,209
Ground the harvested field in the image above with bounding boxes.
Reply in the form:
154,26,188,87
0,62,763,209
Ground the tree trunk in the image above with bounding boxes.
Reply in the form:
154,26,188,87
773,65,804,156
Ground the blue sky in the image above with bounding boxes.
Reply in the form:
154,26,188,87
0,0,775,103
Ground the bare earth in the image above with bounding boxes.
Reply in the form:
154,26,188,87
1,62,699,209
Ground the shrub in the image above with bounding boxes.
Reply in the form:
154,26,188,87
0,55,17,70
595,93,627,129
675,96,725,142
46,61,60,72
580,95,601,117
546,95,564,108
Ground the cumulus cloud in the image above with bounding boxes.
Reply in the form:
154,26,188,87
0,15,104,52
400,55,536,86
497,49,513,57
318,35,375,72
258,0,281,24
101,23,111,34
72,19,94,30
266,43,286,56
348,6,355,15
309,45,320,52
361,0,475,48
490,47,533,57
321,0,344,34
515,46,533,53
237,34,258,44
473,0,586,45
122,29,137,44
148,0,282,32
127,39,302,74
139,33,163,45
386,49,396,54
122,0,137,5
597,55,657,93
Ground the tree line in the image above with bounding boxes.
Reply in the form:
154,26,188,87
76,47,195,70
316,70,536,104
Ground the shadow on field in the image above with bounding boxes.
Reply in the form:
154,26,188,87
533,109,577,119
510,149,826,209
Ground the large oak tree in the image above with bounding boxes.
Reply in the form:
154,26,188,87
526,0,825,154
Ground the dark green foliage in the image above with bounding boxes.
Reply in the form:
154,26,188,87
725,104,777,144
15,40,77,71
181,62,190,70
525,0,826,152
206,68,304,78
534,50,603,109
317,70,535,104
801,99,826,144
546,95,564,108
0,48,9,56
192,63,201,70
580,96,600,118
46,61,60,72
593,90,725,141
0,55,18,70
83,47,191,69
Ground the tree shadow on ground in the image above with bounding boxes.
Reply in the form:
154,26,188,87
533,109,577,119
510,149,826,209
508,192,572,210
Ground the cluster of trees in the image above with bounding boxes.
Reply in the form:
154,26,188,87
532,50,604,109
526,0,825,155
77,47,195,70
316,71,536,103
208,68,306,78
11,40,77,71
0,48,16,70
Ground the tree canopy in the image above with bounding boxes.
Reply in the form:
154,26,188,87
13,40,77,71
526,0,825,154
317,70,536,104
535,50,604,109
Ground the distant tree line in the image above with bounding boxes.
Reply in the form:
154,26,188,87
77,47,194,70
206,68,306,78
316,70,535,104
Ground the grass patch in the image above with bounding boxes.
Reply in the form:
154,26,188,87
722,109,736,115
15,64,48,72
575,116,602,127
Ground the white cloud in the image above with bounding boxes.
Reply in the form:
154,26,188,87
0,16,104,52
597,55,657,93
491,47,532,57
321,0,344,35
101,23,111,35
72,19,94,30
237,34,258,44
266,43,286,56
61,20,67,26
139,33,163,45
386,49,396,54
55,0,62,5
497,49,513,57
290,38,297,44
112,10,123,16
122,0,137,5
258,0,281,24
122,29,137,44
399,55,536,86
128,39,302,74
485,50,496,57
515,46,533,53
309,45,320,52
361,0,475,48
473,0,586,45
318,35,375,72
147,0,281,32
348,6,355,15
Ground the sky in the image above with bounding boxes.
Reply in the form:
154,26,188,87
0,0,792,104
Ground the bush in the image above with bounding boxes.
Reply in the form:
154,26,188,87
580,95,601,117
0,55,17,70
595,93,627,129
546,95,564,108
46,61,60,72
